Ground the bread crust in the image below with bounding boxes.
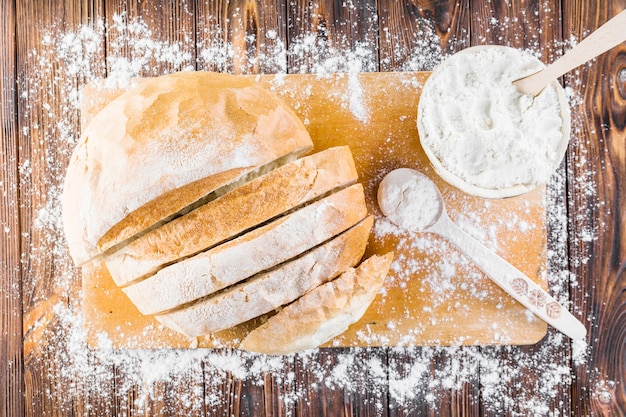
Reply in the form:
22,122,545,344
99,167,248,254
122,184,368,315
238,253,393,354
155,216,374,337
62,71,312,265
104,146,358,287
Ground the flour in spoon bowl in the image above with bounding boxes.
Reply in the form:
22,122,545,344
377,168,442,232
417,45,571,198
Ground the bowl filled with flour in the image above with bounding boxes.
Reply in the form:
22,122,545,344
417,45,571,198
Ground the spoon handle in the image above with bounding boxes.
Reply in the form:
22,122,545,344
430,216,587,340
514,9,626,96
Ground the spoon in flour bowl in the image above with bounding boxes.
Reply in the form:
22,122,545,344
377,168,587,340
514,9,626,96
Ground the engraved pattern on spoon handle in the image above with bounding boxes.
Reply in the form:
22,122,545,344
429,214,587,340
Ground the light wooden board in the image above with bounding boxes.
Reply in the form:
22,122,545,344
81,72,548,349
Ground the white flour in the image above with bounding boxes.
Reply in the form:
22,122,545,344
418,46,569,193
377,168,441,231
17,11,596,417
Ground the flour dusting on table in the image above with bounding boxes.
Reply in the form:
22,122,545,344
19,12,596,416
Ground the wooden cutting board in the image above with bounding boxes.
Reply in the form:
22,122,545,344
81,72,548,349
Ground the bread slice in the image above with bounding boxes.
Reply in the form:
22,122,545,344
62,71,313,265
155,216,374,338
238,253,394,355
104,146,358,287
98,150,305,257
122,184,368,315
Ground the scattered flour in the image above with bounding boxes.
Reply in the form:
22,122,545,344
15,10,598,417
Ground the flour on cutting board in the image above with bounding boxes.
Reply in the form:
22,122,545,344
19,11,597,416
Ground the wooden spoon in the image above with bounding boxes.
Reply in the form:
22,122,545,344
514,9,626,96
378,168,587,340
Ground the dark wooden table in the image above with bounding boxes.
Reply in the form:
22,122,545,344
1,1,625,415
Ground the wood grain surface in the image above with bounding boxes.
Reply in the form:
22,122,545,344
1,0,625,416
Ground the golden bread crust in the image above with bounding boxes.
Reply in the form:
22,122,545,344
62,71,312,265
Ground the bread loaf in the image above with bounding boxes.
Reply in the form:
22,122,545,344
239,253,394,355
155,216,373,337
66,71,388,353
63,71,312,265
104,146,358,287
